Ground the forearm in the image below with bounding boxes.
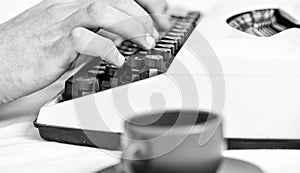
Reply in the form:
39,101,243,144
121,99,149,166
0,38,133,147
0,71,23,104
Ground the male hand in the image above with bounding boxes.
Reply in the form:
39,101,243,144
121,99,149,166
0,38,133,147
0,0,157,104
135,0,172,31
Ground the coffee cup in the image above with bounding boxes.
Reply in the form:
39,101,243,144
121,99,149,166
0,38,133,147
120,110,225,173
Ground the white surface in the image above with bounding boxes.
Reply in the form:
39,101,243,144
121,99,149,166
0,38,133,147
1,0,300,173
1,121,300,173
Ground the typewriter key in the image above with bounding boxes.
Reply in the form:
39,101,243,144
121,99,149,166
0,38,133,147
171,28,189,39
93,65,106,71
138,50,151,55
159,39,179,52
121,40,134,47
152,48,172,62
64,78,77,99
173,24,192,36
75,77,100,96
88,69,107,81
120,49,136,56
176,20,193,27
149,69,160,77
156,43,176,55
120,74,132,85
163,35,183,47
127,54,146,69
102,80,111,90
145,55,164,70
188,12,201,19
167,32,185,42
106,65,118,77
139,70,150,80
127,43,138,48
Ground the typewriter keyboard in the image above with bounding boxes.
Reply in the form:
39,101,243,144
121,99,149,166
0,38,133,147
62,11,201,101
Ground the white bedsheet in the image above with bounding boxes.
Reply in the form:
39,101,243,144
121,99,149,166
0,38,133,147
0,119,120,173
1,118,300,173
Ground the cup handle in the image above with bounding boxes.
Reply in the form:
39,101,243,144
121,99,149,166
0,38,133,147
121,141,149,173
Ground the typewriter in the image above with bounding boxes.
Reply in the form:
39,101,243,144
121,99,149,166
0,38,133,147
35,11,203,150
36,1,300,150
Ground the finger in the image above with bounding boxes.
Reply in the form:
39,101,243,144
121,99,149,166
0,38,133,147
97,30,124,46
70,27,125,67
151,13,172,31
141,0,172,31
101,0,154,36
62,2,156,49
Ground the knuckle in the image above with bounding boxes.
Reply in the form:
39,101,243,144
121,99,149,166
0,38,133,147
47,4,62,13
71,27,84,41
87,1,106,20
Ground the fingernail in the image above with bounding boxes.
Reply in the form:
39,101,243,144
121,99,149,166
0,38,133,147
114,37,124,47
116,53,125,68
145,34,156,49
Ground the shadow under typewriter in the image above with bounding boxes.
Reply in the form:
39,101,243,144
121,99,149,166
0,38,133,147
227,8,300,37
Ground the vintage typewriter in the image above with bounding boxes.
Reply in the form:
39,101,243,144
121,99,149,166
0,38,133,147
36,2,300,151
62,12,201,101
35,11,202,150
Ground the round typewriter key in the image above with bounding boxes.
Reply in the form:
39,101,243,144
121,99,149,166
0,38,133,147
120,49,136,56
128,43,138,48
121,40,134,47
75,77,100,96
123,47,138,52
145,55,164,70
118,45,128,51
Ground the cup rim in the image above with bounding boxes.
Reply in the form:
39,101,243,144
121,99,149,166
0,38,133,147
124,109,222,135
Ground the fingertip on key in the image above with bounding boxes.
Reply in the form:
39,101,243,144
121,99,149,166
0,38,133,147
145,34,156,49
115,53,125,68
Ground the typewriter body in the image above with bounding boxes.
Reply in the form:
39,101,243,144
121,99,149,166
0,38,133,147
36,0,300,150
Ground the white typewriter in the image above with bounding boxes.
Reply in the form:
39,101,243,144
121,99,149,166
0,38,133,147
34,0,300,150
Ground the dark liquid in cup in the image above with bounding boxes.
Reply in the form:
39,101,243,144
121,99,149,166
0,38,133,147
128,110,217,128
